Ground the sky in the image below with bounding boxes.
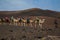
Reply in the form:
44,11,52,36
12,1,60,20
0,0,60,11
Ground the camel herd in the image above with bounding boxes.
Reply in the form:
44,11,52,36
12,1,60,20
0,16,46,28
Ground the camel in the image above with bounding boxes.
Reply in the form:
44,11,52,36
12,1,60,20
22,19,27,26
39,19,46,28
17,18,22,26
29,19,34,27
6,18,20,26
0,17,46,28
34,17,40,27
21,18,34,27
13,19,19,23
0,18,10,25
34,20,38,27
34,18,45,28
12,18,19,26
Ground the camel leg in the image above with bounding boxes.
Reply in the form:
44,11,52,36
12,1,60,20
26,23,28,27
21,22,23,26
39,23,42,28
35,23,36,28
27,23,29,27
9,22,12,25
19,22,21,26
14,22,17,26
22,22,25,26
14,22,16,25
30,23,33,27
22,23,24,26
25,23,26,26
13,22,15,25
15,23,17,26
0,23,1,25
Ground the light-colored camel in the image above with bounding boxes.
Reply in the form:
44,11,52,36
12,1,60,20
13,18,19,26
34,17,40,27
39,19,45,28
29,19,34,27
22,19,27,26
13,19,19,23
34,18,45,28
22,19,34,27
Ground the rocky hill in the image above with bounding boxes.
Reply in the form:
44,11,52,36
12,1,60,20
0,8,60,18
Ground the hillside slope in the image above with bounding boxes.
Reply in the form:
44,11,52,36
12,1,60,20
0,8,60,18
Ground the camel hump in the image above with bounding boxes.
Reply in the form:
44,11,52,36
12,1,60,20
39,19,46,23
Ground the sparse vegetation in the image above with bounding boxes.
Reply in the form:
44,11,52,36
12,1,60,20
0,24,60,40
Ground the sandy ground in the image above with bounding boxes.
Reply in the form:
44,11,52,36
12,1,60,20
0,23,60,40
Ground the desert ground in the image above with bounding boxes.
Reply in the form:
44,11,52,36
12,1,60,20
0,16,60,40
0,23,60,40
